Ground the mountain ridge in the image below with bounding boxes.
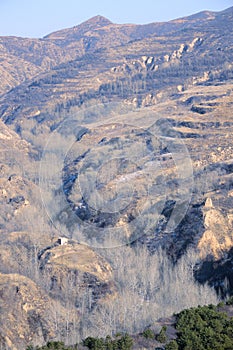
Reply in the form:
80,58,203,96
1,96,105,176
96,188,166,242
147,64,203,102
0,6,232,97
43,6,233,41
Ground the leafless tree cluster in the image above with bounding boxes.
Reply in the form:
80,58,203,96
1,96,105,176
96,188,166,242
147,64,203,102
78,245,219,338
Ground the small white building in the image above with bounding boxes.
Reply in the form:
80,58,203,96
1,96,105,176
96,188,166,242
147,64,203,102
57,237,69,245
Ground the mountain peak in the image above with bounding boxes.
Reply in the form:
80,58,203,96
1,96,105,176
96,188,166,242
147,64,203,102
86,15,112,25
72,15,113,34
44,15,112,40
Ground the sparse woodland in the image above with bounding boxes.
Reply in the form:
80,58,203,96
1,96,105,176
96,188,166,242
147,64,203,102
26,299,233,349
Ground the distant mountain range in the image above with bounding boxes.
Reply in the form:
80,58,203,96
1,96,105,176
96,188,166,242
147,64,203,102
0,7,232,96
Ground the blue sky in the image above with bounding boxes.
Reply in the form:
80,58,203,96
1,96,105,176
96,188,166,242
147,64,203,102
0,0,232,38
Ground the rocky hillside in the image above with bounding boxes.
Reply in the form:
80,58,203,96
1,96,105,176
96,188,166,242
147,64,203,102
0,6,233,349
0,8,232,97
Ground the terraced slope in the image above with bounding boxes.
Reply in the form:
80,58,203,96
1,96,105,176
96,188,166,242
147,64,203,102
0,7,233,349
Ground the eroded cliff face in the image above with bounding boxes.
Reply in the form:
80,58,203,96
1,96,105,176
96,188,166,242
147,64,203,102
0,7,233,348
0,273,69,349
198,202,233,260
